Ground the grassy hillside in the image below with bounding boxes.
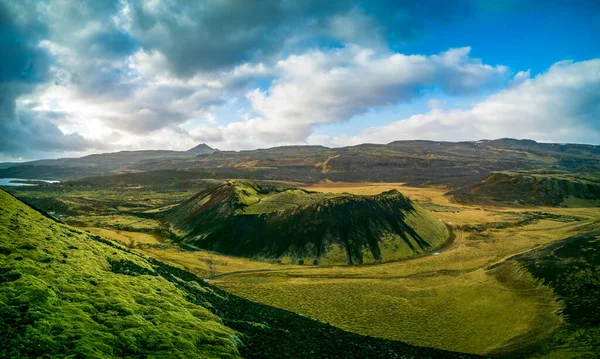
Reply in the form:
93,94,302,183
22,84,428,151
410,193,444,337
165,181,449,264
451,171,600,206
0,189,477,358
0,190,239,358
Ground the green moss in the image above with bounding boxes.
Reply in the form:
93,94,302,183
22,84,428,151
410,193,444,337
0,190,240,359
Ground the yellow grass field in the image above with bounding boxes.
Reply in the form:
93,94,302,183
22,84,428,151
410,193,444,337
209,182,599,355
82,227,291,278
80,181,600,355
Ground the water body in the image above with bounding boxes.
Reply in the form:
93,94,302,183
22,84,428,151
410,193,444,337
0,178,61,186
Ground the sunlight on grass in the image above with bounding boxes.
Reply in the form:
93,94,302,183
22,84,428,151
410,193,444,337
0,190,240,358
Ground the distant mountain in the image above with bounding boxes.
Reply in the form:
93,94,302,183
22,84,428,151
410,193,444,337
0,162,20,169
1,138,598,186
165,181,449,264
187,143,216,155
0,150,197,179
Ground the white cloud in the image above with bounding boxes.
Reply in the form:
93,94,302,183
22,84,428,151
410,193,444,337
205,45,508,147
19,44,600,157
427,99,443,110
330,59,600,146
20,45,275,155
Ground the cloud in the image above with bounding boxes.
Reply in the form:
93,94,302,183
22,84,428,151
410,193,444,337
122,0,475,76
334,59,600,145
88,30,140,58
28,48,265,138
236,46,508,144
2,0,598,161
0,1,96,160
0,110,95,155
0,1,50,103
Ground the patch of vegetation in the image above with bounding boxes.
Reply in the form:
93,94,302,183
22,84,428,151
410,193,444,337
216,266,562,356
460,211,584,232
416,201,464,213
499,231,600,358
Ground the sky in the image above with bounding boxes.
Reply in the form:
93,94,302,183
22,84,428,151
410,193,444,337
1,0,599,161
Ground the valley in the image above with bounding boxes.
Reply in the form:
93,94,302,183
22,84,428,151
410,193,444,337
2,139,599,358
213,183,598,355
5,177,599,357
1,189,471,358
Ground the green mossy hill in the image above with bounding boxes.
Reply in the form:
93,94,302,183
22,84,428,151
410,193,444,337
0,190,240,359
166,181,448,264
496,229,600,358
451,172,600,206
0,189,477,359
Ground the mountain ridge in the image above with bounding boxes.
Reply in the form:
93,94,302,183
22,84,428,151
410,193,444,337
1,138,599,187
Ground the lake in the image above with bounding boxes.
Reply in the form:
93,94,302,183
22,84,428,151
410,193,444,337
0,178,61,186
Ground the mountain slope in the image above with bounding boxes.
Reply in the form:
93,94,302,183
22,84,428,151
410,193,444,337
0,150,197,179
451,171,600,206
165,181,449,264
0,189,477,359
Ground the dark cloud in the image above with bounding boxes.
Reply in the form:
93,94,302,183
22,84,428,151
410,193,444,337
71,66,138,99
125,0,475,76
126,1,337,75
39,0,142,98
0,0,48,119
0,110,93,155
88,30,140,58
0,2,49,89
0,1,94,158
